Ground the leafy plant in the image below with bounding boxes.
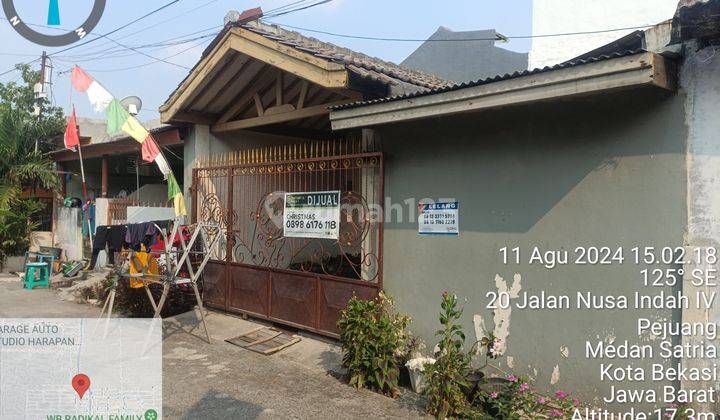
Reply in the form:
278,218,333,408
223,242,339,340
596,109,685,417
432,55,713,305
423,291,474,418
477,375,580,419
397,331,425,364
337,292,411,396
0,107,61,207
479,329,502,359
0,63,65,148
0,198,44,266
0,63,64,267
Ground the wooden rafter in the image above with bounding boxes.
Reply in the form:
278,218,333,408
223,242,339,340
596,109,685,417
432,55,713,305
217,70,277,123
188,53,249,111
210,61,267,113
160,37,234,122
253,93,264,117
227,32,347,89
238,71,292,120
211,99,356,133
297,80,309,110
276,70,283,106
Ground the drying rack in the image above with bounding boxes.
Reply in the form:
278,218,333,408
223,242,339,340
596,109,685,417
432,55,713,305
99,218,221,343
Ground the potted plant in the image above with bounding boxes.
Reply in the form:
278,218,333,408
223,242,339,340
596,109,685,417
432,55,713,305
396,332,425,388
405,355,435,393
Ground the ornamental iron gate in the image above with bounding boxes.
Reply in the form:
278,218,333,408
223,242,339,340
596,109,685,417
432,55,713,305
192,139,383,337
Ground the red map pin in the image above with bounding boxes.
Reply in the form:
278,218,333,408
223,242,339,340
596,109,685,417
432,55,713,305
72,374,91,399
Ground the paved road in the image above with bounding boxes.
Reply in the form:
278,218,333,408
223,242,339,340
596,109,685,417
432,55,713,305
0,279,427,419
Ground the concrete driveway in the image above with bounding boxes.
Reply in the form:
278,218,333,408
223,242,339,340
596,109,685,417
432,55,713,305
0,278,427,419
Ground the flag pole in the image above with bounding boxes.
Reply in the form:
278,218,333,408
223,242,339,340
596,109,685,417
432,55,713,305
66,83,94,261
77,142,93,247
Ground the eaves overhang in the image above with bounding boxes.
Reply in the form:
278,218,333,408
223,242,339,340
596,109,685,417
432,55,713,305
330,51,676,131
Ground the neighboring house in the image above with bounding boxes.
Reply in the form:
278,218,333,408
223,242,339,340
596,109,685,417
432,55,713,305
330,0,720,410
47,119,184,265
530,0,679,68
50,119,184,203
400,26,528,82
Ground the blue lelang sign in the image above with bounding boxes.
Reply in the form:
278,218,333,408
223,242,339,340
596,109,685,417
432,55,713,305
418,201,459,236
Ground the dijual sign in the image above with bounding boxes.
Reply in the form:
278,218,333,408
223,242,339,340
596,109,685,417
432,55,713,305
283,191,341,239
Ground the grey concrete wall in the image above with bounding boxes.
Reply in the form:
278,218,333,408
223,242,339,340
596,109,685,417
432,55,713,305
376,88,686,407
401,27,528,82
183,125,211,215
183,125,315,220
679,43,720,413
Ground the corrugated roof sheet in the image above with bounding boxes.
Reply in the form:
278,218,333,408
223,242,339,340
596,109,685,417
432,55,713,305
332,49,648,111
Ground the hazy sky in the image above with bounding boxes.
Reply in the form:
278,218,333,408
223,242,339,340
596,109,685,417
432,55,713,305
0,0,533,120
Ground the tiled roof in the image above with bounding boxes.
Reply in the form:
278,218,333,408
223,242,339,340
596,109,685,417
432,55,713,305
240,21,450,89
162,20,452,111
333,49,648,111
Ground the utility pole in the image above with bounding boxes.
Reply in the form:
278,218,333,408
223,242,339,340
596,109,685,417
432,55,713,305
34,51,49,152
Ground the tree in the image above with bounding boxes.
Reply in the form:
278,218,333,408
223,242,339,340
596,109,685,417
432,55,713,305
0,63,66,148
0,63,65,262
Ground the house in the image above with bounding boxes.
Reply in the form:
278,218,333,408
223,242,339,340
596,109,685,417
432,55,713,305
400,26,528,82
328,0,720,410
154,1,720,407
46,119,184,263
45,0,719,408
159,16,448,339
50,119,185,203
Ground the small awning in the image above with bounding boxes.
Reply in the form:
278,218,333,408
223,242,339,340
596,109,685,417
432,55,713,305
330,50,676,130
50,127,182,162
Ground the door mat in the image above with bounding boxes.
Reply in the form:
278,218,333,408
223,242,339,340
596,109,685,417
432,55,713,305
226,326,301,355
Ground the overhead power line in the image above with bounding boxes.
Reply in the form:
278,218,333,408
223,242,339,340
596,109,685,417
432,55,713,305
264,0,313,15
56,25,222,61
264,0,336,18
49,0,184,56
73,37,211,73
55,32,219,64
0,0,186,77
77,0,222,56
264,22,657,42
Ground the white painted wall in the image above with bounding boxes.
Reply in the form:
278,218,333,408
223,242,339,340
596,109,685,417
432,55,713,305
530,0,679,69
126,206,176,224
55,207,83,261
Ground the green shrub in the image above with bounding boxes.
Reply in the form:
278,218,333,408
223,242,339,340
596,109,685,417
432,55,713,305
337,292,411,396
423,291,473,418
0,198,43,266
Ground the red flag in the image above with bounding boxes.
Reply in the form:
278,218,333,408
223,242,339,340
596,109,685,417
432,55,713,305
64,106,80,150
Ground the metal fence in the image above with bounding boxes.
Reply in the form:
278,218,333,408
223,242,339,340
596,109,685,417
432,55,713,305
107,198,171,225
192,138,383,337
